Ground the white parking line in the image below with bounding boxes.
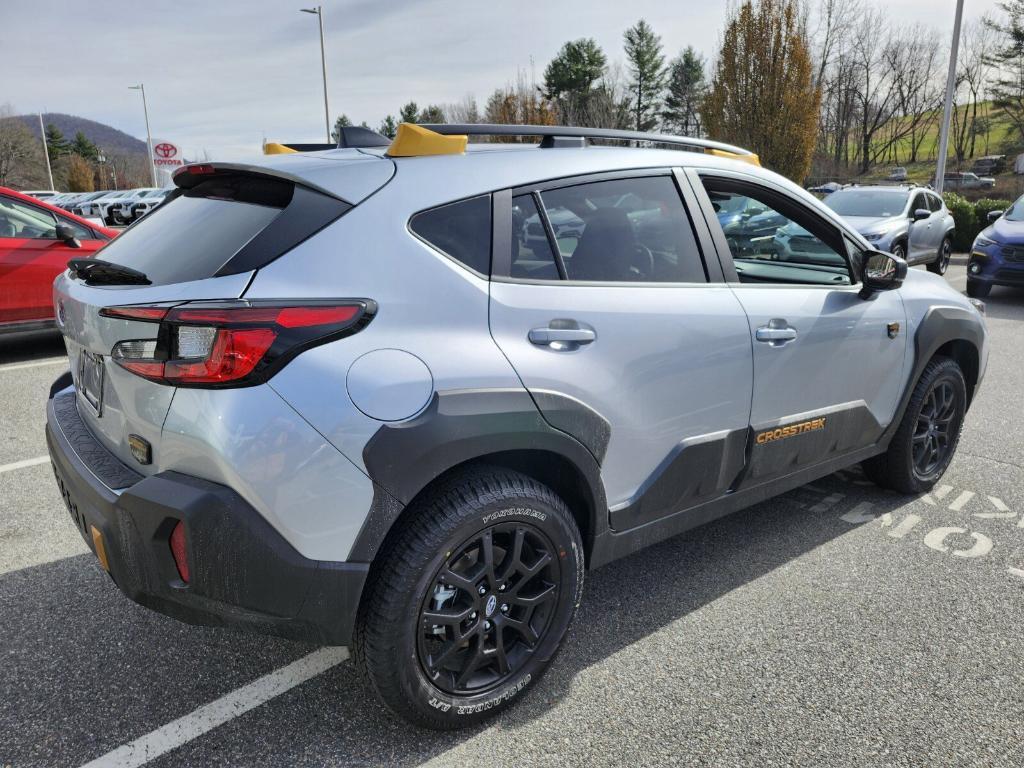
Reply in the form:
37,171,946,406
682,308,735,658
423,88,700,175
0,358,66,372
0,456,50,473
79,647,349,768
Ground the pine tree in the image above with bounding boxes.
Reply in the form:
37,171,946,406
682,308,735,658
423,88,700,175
70,131,99,160
399,102,419,125
331,114,352,143
702,0,820,181
542,38,608,120
378,115,398,138
662,47,707,136
418,104,445,124
623,20,667,132
44,124,69,164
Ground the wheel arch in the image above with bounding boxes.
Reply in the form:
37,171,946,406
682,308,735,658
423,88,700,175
348,389,608,566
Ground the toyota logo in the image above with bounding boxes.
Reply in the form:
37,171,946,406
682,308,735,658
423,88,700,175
154,143,177,158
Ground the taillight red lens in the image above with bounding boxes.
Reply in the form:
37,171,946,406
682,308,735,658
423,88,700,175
165,328,277,384
107,300,374,388
170,520,189,583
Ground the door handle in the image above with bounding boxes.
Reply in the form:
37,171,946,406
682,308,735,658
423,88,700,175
755,319,797,346
528,322,596,350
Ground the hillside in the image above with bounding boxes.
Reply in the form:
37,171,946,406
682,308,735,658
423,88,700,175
8,112,147,156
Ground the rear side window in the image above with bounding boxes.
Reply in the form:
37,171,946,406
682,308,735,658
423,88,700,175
92,174,346,286
511,194,560,279
537,176,707,283
410,195,491,276
927,193,943,212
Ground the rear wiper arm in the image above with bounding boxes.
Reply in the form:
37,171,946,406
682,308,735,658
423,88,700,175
67,258,151,286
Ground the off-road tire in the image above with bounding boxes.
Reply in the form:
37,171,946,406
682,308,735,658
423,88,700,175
862,357,967,494
354,467,584,730
966,279,991,299
890,240,907,261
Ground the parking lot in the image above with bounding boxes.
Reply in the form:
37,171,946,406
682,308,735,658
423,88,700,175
0,259,1021,767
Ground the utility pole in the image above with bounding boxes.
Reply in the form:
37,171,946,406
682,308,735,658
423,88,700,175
301,6,332,143
38,113,54,190
935,0,965,193
129,84,158,187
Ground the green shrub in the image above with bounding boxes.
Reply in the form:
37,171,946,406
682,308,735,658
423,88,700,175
973,198,1013,234
943,192,976,251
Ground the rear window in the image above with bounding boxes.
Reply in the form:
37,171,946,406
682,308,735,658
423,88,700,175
95,175,293,286
409,195,492,276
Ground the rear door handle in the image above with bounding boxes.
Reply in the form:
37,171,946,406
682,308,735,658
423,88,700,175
528,322,596,350
755,320,797,346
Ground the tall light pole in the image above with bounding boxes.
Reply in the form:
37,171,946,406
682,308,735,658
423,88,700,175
935,0,966,193
129,84,158,187
37,113,54,190
301,6,332,143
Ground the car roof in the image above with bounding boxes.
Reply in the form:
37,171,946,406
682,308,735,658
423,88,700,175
0,186,117,236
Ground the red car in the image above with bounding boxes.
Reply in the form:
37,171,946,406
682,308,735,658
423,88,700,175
0,187,116,333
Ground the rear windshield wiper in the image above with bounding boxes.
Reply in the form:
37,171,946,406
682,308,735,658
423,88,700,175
68,258,151,286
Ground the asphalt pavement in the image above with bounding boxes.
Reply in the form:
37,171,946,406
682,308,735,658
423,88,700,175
1,261,1022,767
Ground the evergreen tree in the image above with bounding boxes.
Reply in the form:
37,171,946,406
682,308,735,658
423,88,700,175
418,104,445,124
624,20,667,132
542,39,607,124
662,47,707,136
378,115,398,138
330,114,352,143
399,102,419,124
44,124,69,164
70,131,99,160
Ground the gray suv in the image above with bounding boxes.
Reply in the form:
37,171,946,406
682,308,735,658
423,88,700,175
45,124,988,729
823,185,955,273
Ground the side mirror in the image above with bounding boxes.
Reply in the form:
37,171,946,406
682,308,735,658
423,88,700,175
54,223,81,249
987,209,1005,222
860,249,908,299
913,208,930,222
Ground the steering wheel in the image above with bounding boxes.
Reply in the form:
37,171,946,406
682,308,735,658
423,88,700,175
629,244,655,280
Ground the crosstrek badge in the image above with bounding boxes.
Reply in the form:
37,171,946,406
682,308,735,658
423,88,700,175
756,417,827,445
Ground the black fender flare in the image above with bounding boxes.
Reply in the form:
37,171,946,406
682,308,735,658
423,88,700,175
347,388,608,563
881,305,984,447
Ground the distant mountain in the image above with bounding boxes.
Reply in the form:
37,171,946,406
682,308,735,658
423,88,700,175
9,112,147,157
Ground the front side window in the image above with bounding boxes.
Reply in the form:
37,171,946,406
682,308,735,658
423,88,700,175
702,179,852,286
410,195,491,276
535,176,706,283
911,193,928,215
0,197,57,239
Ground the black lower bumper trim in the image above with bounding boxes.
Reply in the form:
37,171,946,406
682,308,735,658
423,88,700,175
46,392,367,646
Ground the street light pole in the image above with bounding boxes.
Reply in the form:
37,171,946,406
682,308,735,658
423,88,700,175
38,113,54,190
935,0,966,194
301,6,332,143
129,84,158,187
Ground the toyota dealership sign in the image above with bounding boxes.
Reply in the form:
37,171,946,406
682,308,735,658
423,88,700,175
151,139,184,168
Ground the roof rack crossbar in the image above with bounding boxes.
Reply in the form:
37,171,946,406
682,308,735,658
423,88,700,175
417,123,756,158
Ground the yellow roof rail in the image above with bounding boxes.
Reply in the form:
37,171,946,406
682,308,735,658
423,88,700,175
706,148,760,167
264,142,298,155
386,123,467,158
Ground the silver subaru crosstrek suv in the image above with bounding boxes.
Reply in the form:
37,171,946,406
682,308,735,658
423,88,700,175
46,123,988,729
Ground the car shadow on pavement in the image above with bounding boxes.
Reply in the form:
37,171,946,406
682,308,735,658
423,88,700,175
0,330,66,365
0,471,921,767
976,287,1024,321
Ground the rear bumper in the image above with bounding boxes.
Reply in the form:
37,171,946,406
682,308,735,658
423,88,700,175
46,387,368,646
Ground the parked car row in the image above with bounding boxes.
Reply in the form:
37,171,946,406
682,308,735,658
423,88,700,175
44,187,173,226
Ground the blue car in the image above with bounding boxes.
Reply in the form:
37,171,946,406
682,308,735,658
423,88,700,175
968,197,1024,298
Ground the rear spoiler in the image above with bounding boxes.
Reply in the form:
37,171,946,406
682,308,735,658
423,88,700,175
264,126,391,155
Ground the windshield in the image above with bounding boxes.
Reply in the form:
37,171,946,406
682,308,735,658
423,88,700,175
1004,195,1024,222
824,189,908,218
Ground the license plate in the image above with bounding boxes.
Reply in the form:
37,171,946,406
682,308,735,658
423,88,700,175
78,350,104,416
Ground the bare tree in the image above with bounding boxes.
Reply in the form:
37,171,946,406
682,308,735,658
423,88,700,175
0,104,47,188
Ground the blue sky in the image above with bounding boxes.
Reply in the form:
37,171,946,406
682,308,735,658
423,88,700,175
0,0,1002,160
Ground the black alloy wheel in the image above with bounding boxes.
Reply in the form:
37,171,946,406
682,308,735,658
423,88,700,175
912,379,960,478
418,522,560,695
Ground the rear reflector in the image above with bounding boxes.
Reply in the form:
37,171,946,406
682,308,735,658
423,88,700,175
170,521,189,583
107,299,375,388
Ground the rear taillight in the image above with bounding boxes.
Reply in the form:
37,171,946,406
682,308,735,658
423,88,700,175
102,299,374,387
